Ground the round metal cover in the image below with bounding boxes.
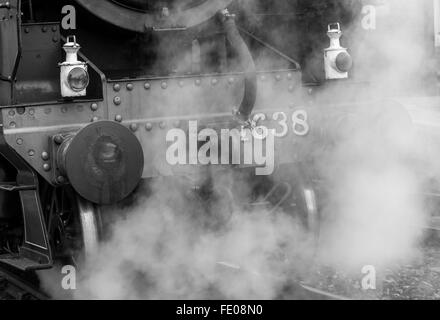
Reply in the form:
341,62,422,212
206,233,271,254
64,121,144,205
75,0,233,32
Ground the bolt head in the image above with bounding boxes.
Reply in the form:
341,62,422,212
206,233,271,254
91,116,99,122
113,84,121,92
56,176,66,184
161,82,168,89
173,120,181,128
41,152,50,161
43,164,51,172
195,79,201,86
144,82,151,90
211,78,218,86
145,123,153,131
54,135,64,145
228,77,235,84
130,123,138,132
127,83,134,91
114,96,121,105
159,122,166,129
91,103,99,111
115,115,123,122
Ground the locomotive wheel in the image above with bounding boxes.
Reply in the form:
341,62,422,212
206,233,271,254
43,185,101,267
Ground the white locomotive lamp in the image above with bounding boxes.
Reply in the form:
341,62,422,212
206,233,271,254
59,36,89,98
324,23,353,80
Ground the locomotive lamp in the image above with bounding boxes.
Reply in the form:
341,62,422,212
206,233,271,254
324,23,353,80
59,36,89,98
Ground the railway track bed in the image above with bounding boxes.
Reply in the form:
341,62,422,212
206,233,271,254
0,264,49,300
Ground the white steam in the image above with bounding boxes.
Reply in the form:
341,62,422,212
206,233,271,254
42,0,436,299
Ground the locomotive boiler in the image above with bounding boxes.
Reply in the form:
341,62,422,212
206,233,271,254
0,0,436,277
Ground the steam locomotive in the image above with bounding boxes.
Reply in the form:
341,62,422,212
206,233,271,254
0,0,438,274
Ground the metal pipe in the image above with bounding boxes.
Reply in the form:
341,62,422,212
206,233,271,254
220,9,257,122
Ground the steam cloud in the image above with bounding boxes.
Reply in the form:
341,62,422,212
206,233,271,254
41,0,434,299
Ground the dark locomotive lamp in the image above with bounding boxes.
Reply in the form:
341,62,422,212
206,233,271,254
56,121,144,205
59,36,89,98
324,23,353,80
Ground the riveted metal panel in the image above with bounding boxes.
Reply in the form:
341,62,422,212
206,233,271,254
2,100,105,184
2,69,318,182
15,23,62,104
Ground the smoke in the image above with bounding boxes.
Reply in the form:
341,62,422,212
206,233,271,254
40,0,435,299
68,175,314,299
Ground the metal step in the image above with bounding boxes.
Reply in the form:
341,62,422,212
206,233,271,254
0,254,51,271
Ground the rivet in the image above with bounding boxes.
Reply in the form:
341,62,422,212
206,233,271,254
61,106,68,113
114,96,121,105
179,80,184,87
41,152,50,161
113,84,121,92
308,88,313,95
54,135,64,145
56,176,66,184
275,74,282,81
16,138,23,145
52,26,57,32
161,81,168,89
9,122,16,128
173,120,181,128
24,27,29,33
115,115,123,122
195,79,201,86
228,77,235,84
287,73,293,80
28,108,35,116
91,116,99,122
8,110,15,117
145,123,153,131
288,85,295,92
52,37,58,43
17,107,25,115
127,83,134,91
130,123,138,132
43,163,51,172
159,121,166,129
144,82,151,90
91,103,99,111
44,107,51,114
42,26,47,32
211,78,218,86
28,150,35,157
260,75,266,81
